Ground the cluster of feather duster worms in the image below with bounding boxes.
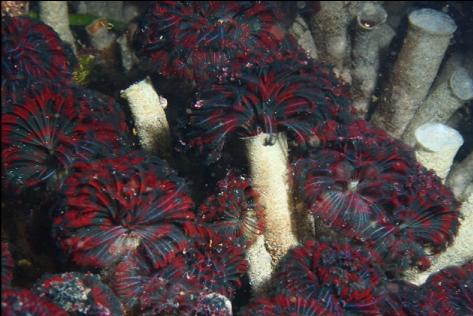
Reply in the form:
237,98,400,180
1,1,471,315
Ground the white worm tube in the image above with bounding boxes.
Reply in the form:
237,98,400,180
121,78,171,159
414,123,464,181
371,8,457,138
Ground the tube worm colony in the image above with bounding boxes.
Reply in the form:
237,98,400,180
1,1,472,315
181,56,353,288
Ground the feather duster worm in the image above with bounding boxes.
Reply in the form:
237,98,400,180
240,294,334,316
1,83,130,195
112,236,246,315
185,60,353,163
32,272,124,316
294,121,461,274
112,255,198,313
133,1,287,85
293,138,414,231
378,280,424,316
196,171,264,247
421,262,473,315
184,237,248,300
363,165,461,273
2,84,84,194
2,288,68,316
52,151,195,269
272,238,386,315
73,87,132,154
1,16,74,103
1,242,14,287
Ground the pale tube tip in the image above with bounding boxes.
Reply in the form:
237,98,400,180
415,122,464,152
408,8,457,35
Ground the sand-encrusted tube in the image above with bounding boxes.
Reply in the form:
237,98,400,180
245,234,273,294
39,1,77,56
371,8,457,138
77,1,124,21
351,3,394,118
290,15,318,60
121,78,171,158
76,1,139,23
403,68,473,146
447,151,473,200
117,34,134,71
117,22,139,72
310,1,351,78
414,123,464,181
432,52,464,86
244,133,299,266
403,189,473,285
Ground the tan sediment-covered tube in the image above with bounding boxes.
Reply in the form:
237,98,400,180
117,34,135,72
245,234,273,294
39,1,77,56
290,15,318,60
414,123,464,181
371,8,457,138
351,2,394,118
403,189,473,285
403,68,473,146
310,1,351,79
244,133,299,266
117,22,139,72
447,151,473,200
121,78,171,158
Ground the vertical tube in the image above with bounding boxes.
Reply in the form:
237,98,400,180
351,3,394,118
371,8,457,138
403,68,473,146
245,235,273,294
121,78,171,159
290,15,318,60
310,1,351,79
39,1,77,56
244,133,299,265
447,151,473,200
414,123,464,181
